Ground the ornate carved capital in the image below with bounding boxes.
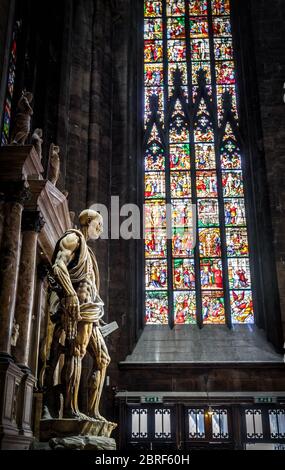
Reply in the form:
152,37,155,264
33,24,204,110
22,210,45,233
1,182,31,206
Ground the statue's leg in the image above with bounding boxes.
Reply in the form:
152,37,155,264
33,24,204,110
43,323,63,418
87,327,110,421
45,323,63,389
63,322,93,419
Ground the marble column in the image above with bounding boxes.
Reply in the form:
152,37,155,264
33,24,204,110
0,185,30,360
30,264,48,378
15,211,45,369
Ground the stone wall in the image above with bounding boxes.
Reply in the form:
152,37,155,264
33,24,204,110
250,0,285,337
0,0,15,130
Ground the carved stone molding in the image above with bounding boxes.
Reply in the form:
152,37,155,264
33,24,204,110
1,182,31,206
38,181,72,262
0,145,44,182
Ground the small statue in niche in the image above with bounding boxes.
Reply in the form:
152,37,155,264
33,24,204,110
47,143,60,186
10,91,33,145
11,318,20,348
32,128,43,160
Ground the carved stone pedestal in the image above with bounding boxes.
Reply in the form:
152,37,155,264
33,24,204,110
40,418,117,450
0,357,24,449
17,370,36,443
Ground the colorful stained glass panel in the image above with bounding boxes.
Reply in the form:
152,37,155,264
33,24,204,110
230,290,254,324
144,40,163,62
167,17,185,39
145,172,166,199
195,143,216,169
144,1,163,17
146,292,168,324
192,61,211,84
226,228,249,257
198,199,220,227
189,0,208,16
191,39,210,61
222,171,244,197
172,200,194,228
202,291,225,324
145,259,168,290
167,0,185,16
224,199,246,226
196,171,218,198
173,228,194,257
145,64,164,86
144,18,163,39
145,202,167,229
213,18,231,36
174,291,196,324
169,111,189,143
168,40,187,61
200,259,223,290
216,61,235,84
214,38,233,60
221,145,241,169
145,229,168,258
145,142,165,171
170,144,191,170
228,258,251,289
194,120,214,143
171,172,191,198
190,18,209,38
212,0,230,16
173,259,196,290
199,228,221,257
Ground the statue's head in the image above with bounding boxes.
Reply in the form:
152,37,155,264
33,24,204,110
79,209,103,240
23,91,33,103
34,128,43,137
52,145,60,155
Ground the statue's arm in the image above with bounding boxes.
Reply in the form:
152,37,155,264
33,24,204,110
52,233,81,337
52,233,79,295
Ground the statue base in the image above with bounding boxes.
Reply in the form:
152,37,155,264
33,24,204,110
49,435,116,450
40,418,117,450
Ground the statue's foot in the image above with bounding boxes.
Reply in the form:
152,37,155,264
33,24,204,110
88,412,108,423
62,410,81,420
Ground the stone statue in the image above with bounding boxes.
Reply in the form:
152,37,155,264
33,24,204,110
11,318,20,348
31,128,43,160
46,210,112,424
47,143,60,186
10,91,33,145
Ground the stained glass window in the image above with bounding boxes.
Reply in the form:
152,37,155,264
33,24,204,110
143,0,254,326
1,27,18,145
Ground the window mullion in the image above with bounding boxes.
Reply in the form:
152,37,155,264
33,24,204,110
163,0,175,328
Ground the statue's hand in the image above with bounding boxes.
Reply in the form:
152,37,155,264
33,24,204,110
63,295,82,340
64,294,81,321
